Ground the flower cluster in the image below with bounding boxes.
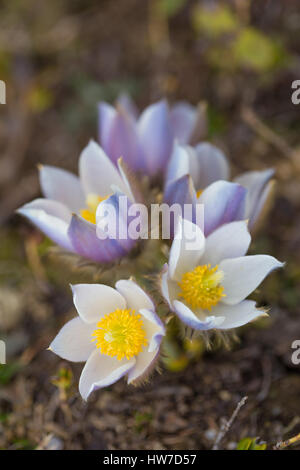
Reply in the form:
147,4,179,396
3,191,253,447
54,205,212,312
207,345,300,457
18,95,283,400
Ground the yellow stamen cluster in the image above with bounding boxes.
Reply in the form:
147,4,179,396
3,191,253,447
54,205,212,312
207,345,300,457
92,308,148,361
196,189,203,198
178,264,225,310
80,193,109,224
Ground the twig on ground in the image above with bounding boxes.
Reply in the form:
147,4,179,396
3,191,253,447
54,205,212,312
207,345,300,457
212,396,248,450
274,432,300,450
241,107,295,159
257,355,272,402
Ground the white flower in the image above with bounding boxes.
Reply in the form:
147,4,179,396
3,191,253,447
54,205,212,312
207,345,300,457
161,217,283,331
17,140,136,263
50,280,165,400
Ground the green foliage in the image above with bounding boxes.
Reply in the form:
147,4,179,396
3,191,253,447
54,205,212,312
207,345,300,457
63,74,140,132
206,105,227,137
237,437,267,450
134,411,153,432
0,362,21,385
193,5,238,37
157,0,187,18
192,5,289,74
232,28,286,72
162,336,189,372
0,413,9,424
26,86,53,113
51,366,73,399
11,438,34,450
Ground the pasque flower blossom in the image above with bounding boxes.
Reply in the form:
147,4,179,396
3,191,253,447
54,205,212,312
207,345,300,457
164,143,274,233
17,141,137,263
98,94,205,178
49,280,165,400
161,217,283,331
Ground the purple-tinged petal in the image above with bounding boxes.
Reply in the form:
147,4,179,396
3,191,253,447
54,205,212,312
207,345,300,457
248,180,275,233
191,143,230,189
234,169,274,230
116,93,139,120
68,214,129,263
164,174,196,207
189,102,208,144
98,102,116,151
173,300,225,330
139,308,165,353
138,100,174,176
199,181,247,236
96,192,138,252
17,198,73,251
71,283,126,324
164,174,198,237
79,350,135,400
39,165,85,213
49,317,96,362
165,143,190,186
169,102,198,144
103,109,141,170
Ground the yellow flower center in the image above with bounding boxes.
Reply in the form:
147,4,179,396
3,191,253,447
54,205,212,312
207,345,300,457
178,264,225,310
92,308,148,360
80,193,109,224
196,189,203,198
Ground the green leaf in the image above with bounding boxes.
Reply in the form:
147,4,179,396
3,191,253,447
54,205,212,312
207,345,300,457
0,362,21,385
193,5,238,37
232,28,286,72
157,0,187,18
237,437,267,450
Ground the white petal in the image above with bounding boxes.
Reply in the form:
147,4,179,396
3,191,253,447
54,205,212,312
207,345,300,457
115,279,154,312
79,350,135,400
212,300,265,330
39,165,85,213
49,317,96,362
139,308,165,352
127,347,159,384
79,140,128,198
71,284,126,324
160,264,179,308
17,198,72,251
201,220,251,266
117,158,135,202
220,255,284,305
173,300,225,330
169,217,205,281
